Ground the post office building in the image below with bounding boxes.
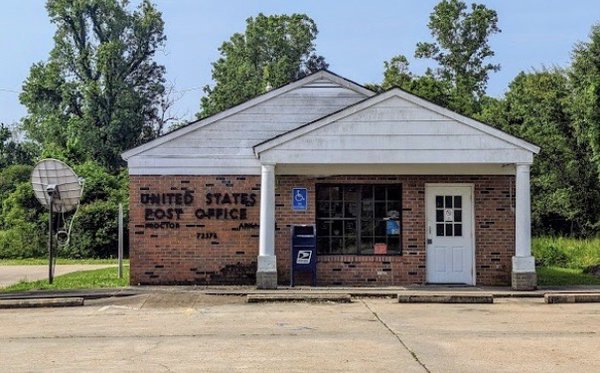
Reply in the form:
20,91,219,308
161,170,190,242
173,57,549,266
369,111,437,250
122,70,540,290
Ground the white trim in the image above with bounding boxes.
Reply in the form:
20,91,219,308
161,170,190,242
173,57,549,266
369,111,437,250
122,70,374,160
276,163,515,175
254,88,540,156
126,163,518,176
425,183,476,286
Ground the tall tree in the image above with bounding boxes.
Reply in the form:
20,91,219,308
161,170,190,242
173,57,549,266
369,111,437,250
367,54,453,107
198,13,328,118
0,123,38,168
478,70,600,236
20,0,169,170
415,0,500,114
570,23,600,179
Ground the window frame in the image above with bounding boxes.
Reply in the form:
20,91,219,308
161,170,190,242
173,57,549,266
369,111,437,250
315,183,403,256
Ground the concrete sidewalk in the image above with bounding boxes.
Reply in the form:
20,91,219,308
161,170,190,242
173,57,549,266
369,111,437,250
0,264,117,288
1,294,599,372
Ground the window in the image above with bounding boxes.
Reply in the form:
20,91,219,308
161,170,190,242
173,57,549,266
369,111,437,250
435,195,462,237
316,184,402,255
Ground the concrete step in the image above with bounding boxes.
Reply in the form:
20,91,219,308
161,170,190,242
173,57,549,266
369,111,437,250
398,292,494,303
0,297,85,309
545,293,600,304
247,293,352,303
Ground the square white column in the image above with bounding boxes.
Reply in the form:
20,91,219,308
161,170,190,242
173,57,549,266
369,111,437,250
257,163,277,289
512,163,537,290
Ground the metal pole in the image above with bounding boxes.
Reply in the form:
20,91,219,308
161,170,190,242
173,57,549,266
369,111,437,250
48,195,54,285
118,203,123,279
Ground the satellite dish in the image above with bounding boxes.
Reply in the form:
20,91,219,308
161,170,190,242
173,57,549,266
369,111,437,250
31,159,82,213
31,159,84,284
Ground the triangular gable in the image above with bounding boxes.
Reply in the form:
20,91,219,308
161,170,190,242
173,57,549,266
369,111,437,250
254,88,540,159
122,70,374,160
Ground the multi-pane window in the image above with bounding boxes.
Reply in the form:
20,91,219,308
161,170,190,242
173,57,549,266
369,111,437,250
316,184,402,255
435,195,462,237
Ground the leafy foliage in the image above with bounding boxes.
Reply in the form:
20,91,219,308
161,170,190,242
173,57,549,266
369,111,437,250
198,13,328,118
533,236,600,269
570,23,600,178
478,70,600,236
415,0,500,114
19,0,169,171
62,200,126,258
367,55,453,108
0,124,38,168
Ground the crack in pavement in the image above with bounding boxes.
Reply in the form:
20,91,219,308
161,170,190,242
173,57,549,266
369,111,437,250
360,299,431,373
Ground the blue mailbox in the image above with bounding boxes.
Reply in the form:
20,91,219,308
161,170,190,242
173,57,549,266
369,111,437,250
290,225,317,287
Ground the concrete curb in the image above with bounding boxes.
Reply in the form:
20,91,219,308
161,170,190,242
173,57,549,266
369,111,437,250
398,292,494,303
0,288,138,301
247,294,352,303
0,297,84,309
545,293,600,304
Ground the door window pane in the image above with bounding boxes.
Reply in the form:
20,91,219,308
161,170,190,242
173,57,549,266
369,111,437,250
445,196,453,208
454,196,462,208
454,209,462,222
436,209,444,222
436,196,443,208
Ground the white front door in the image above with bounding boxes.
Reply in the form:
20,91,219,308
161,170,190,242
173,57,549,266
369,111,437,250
425,185,474,285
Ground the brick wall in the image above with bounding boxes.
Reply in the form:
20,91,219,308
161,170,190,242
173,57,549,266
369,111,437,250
129,175,261,285
276,175,515,286
129,174,515,286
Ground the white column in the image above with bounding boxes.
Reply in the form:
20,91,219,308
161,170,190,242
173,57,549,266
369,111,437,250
515,163,532,258
257,163,277,288
512,163,536,289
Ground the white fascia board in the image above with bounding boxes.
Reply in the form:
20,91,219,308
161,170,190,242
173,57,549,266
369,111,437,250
121,70,374,160
255,88,540,156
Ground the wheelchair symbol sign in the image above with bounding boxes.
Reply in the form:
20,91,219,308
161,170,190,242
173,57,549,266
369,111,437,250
292,188,308,210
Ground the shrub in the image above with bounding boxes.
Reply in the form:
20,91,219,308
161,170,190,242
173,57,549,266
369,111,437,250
533,236,600,269
0,223,46,258
0,164,33,200
62,200,128,258
533,240,568,267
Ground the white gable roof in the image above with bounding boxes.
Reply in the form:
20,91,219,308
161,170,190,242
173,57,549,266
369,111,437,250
122,70,374,161
255,88,539,165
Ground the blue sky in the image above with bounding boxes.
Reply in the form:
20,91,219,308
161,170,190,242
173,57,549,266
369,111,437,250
1,0,599,125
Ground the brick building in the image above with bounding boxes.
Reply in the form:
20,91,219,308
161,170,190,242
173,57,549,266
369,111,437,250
122,70,539,290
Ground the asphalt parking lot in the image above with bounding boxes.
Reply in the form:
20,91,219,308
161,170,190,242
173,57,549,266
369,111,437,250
0,293,598,372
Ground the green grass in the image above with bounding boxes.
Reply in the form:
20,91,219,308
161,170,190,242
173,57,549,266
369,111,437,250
0,266,129,293
537,266,600,286
532,237,600,286
533,236,600,268
0,258,129,266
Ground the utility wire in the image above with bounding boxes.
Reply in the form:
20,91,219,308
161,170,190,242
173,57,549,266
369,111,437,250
0,88,19,94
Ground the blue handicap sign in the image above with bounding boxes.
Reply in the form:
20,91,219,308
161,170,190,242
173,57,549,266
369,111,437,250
292,188,308,210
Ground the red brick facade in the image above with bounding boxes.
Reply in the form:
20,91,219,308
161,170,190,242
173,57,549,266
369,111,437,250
129,174,515,286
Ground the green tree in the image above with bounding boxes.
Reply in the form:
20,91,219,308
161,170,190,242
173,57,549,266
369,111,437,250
20,0,169,170
478,70,600,236
414,0,500,114
0,123,38,168
198,13,328,118
570,23,600,178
